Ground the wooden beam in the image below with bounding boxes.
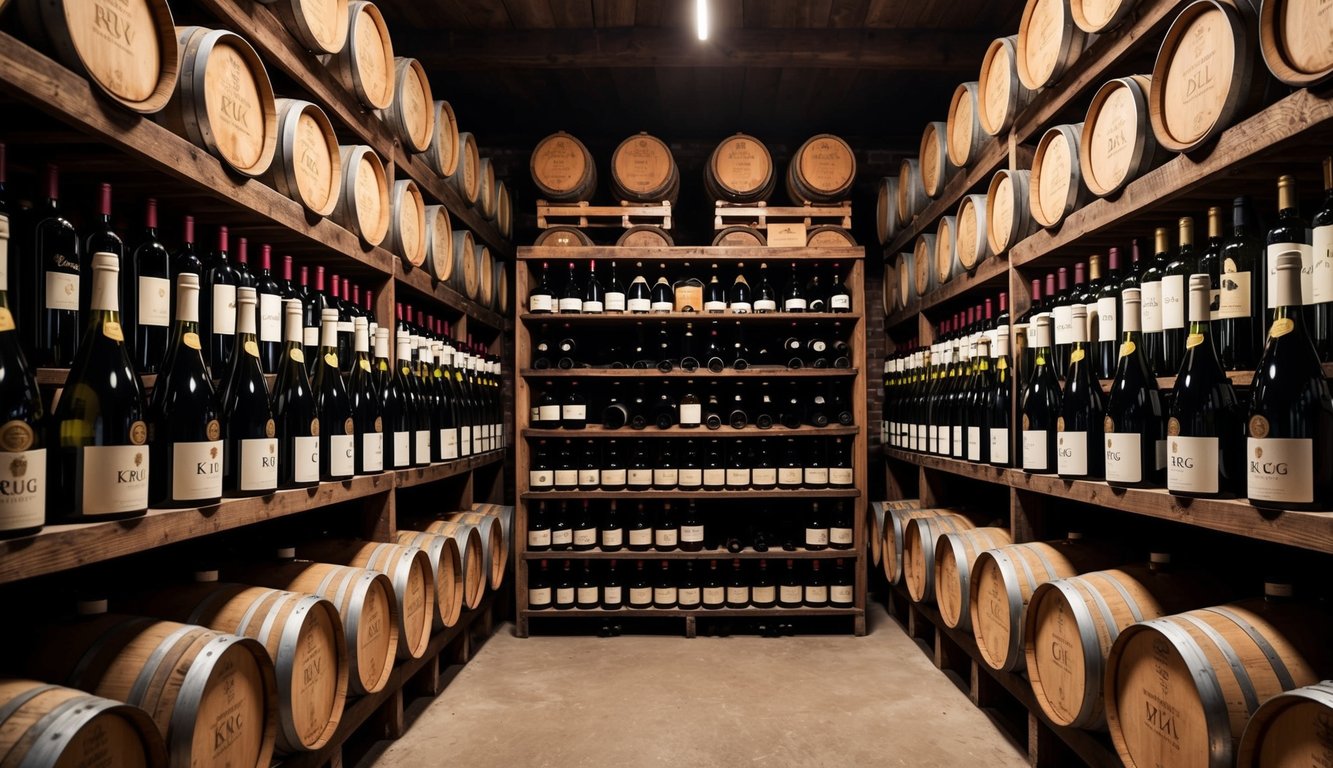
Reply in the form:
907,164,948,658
396,27,992,71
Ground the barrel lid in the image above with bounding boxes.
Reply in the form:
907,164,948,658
194,569,220,583
77,599,109,616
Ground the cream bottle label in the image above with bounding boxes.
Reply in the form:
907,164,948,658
529,469,553,488
1246,437,1313,503
0,448,45,528
1217,267,1252,318
1162,275,1186,329
440,430,458,460
45,272,79,311
393,432,411,467
1140,281,1163,332
703,468,726,486
529,294,552,312
726,468,751,485
1168,435,1219,494
1022,430,1049,471
990,429,1009,463
1314,225,1333,305
294,435,320,482
831,585,854,604
239,438,279,491
212,284,237,335
830,467,854,485
1104,433,1142,483
328,434,355,476
138,276,171,327
702,586,725,604
527,529,551,547
172,440,224,501
967,427,982,461
528,587,551,605
1057,432,1087,476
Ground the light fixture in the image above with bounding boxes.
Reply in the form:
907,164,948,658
696,0,709,41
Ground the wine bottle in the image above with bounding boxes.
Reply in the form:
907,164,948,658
803,437,827,488
273,299,319,488
679,439,703,490
706,324,727,373
600,500,623,551
725,559,750,607
200,227,238,374
1095,248,1122,379
529,439,553,491
602,438,626,490
778,559,802,608
578,438,600,489
729,264,752,313
331,276,353,369
1052,266,1073,377
603,560,623,609
702,383,723,429
650,265,673,312
130,199,171,374
655,382,680,429
1082,256,1103,355
1020,315,1060,473
704,264,726,312
559,261,581,314
653,441,678,490
32,165,80,367
172,216,202,318
529,261,554,313
988,327,1013,467
627,502,652,551
553,560,575,609
81,184,123,317
1104,289,1167,488
1141,228,1170,375
255,245,283,374
582,259,604,314
0,212,45,536
679,322,700,371
804,561,828,607
233,240,256,348
349,317,384,474
528,560,552,609
627,263,651,313
1160,217,1197,375
572,500,598,551
312,309,355,480
221,287,278,496
372,327,392,399
1199,205,1225,326
677,561,701,608
967,336,993,464
383,332,413,470
1246,250,1333,510
1217,197,1263,370
830,436,854,487
1266,175,1313,325
605,261,626,313
1015,278,1041,386
553,439,577,490
703,439,726,490
1057,305,1104,479
1312,157,1333,360
754,263,777,313
654,502,678,551
829,263,851,313
561,380,587,430
149,272,223,507
576,561,600,609
783,262,806,312
628,440,653,490
726,438,750,490
627,560,652,607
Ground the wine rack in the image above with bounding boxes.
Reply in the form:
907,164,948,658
513,246,868,637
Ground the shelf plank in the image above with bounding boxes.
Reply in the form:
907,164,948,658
518,246,866,262
395,450,507,488
519,312,861,324
520,367,859,378
522,426,859,438
522,489,861,500
522,606,862,617
521,548,854,560
884,253,1010,327
884,448,1333,554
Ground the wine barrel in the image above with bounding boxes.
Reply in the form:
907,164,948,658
919,122,958,199
298,541,434,661
897,251,916,308
1024,556,1230,730
902,511,976,603
1030,123,1089,228
268,0,348,56
159,27,277,178
785,134,856,204
704,133,776,203
986,168,1037,254
1149,0,1265,153
535,226,594,247
423,100,460,178
451,229,480,300
469,502,516,557
979,35,1038,136
1017,0,1089,89
1260,0,1333,86
531,131,597,203
18,0,179,114
712,226,766,246
386,179,426,269
611,132,680,204
897,158,928,223
1237,681,1333,767
883,261,899,315
125,579,348,754
395,531,465,629
494,258,510,315
423,520,485,609
913,233,939,297
1072,0,1136,32
1106,590,1333,768
444,511,507,590
20,611,277,768
267,99,340,217
876,176,901,245
424,204,453,282
0,679,167,768
947,82,987,168
324,1,393,111
476,244,495,308
934,215,962,286
449,131,481,206
496,182,513,239
955,194,994,270
969,537,1119,671
377,57,433,154
1080,75,1167,197
807,226,857,247
870,501,922,566
617,225,675,247
332,145,389,247
934,527,1013,631
478,157,497,220
882,506,960,584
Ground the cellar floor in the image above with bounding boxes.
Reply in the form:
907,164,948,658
361,602,1028,767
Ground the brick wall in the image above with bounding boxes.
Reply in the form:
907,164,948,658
863,262,886,500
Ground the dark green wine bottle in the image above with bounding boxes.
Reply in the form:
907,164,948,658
221,286,277,496
1104,288,1167,488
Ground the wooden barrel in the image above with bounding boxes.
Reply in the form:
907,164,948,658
386,179,426,268
712,226,766,246
947,81,987,168
955,194,993,270
1106,592,1333,768
913,233,939,297
1017,0,1089,89
235,560,398,696
451,229,480,300
919,121,958,199
786,134,856,203
395,531,465,629
159,27,277,178
332,144,389,247
423,520,485,610
705,133,776,203
1080,75,1167,197
882,506,958,584
18,0,179,114
496,182,513,239
897,251,916,308
377,57,433,153
470,502,516,558
934,527,1013,631
531,131,597,203
897,158,928,223
298,541,434,661
424,204,453,281
494,259,510,315
1237,681,1333,767
1150,0,1265,152
611,132,680,204
534,226,594,247
423,100,460,178
445,511,507,590
987,168,1037,254
476,244,495,307
807,226,857,247
870,501,922,566
902,512,976,604
266,99,340,217
617,225,675,247
979,35,1038,136
1072,0,1136,32
1260,0,1333,86
1025,557,1230,730
883,261,899,314
324,0,393,111
970,538,1119,671
876,176,901,245
0,679,167,768
1030,123,1089,228
21,612,277,768
934,215,962,286
449,131,481,206
478,157,497,220
271,0,349,55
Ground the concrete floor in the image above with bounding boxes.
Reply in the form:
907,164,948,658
367,602,1029,768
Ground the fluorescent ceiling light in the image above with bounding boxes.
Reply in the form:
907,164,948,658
696,0,709,41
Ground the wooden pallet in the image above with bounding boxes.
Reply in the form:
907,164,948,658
713,200,852,230
537,200,673,229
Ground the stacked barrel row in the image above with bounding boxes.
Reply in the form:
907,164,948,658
11,0,512,294
874,498,1333,768
881,0,1333,314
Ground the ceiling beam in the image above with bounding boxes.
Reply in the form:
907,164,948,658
395,27,992,71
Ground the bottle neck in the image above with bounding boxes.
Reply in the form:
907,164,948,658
320,319,338,351
283,303,302,344
90,258,121,315
176,282,200,326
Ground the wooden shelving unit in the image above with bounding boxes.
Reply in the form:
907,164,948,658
520,367,860,379
522,605,861,639
521,489,861,501
522,426,859,438
521,548,854,560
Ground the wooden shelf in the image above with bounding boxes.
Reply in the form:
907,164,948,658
522,489,860,500
522,548,855,560
884,253,1010,327
522,426,858,438
394,450,507,488
518,246,865,262
884,448,1333,554
520,367,859,378
522,606,862,618
519,312,860,324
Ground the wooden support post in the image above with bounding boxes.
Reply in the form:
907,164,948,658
407,654,441,697
685,616,697,639
370,688,405,741
1011,488,1049,544
1028,712,1074,768
970,660,1003,709
361,490,396,543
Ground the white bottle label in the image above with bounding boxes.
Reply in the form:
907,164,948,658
561,404,586,422
967,427,982,461
440,430,458,460
705,300,727,312
239,438,279,491
137,276,171,327
831,585,854,604
603,586,623,605
628,468,652,487
1140,281,1163,332
1168,435,1220,494
328,434,354,476
629,587,652,605
303,327,318,348
601,528,623,547
650,300,673,313
578,469,600,486
1162,274,1186,329
1217,268,1252,319
1246,437,1314,503
653,468,678,486
1056,432,1087,476
1267,242,1316,307
778,467,803,486
527,529,551,547
529,469,552,488
680,524,704,543
726,586,749,604
806,528,829,546
627,297,651,313
538,405,560,423
391,432,411,467
577,586,599,604
362,432,384,472
1053,304,1073,346
780,584,803,604
830,527,854,545
529,294,552,312
951,426,963,457
551,529,572,546
831,294,851,310
554,469,578,487
1097,296,1118,340
805,585,828,603
654,586,677,604
0,448,45,528
830,467,854,486
582,300,603,314
1314,225,1333,305
805,467,828,486
679,403,702,425
1104,433,1142,483
528,587,551,606
172,440,224,501
678,587,701,606
294,435,320,482
558,297,582,312
752,585,776,603
629,528,652,547
259,293,282,342
784,297,807,311
601,468,627,486
754,299,777,312
731,301,752,314
573,528,597,547
605,292,626,312
555,587,574,605
703,586,725,605
678,468,703,486
414,431,430,464
726,468,751,486
460,426,472,455
45,272,79,311
1022,430,1049,471
752,467,777,485
703,468,726,487
212,284,237,335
